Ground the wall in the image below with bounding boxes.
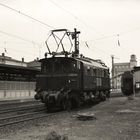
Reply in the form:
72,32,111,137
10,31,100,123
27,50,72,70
0,81,36,99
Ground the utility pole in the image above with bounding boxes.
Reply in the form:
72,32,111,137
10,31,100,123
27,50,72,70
111,55,114,90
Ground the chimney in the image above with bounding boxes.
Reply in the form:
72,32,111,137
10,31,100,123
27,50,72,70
45,53,47,58
130,54,137,68
2,53,5,57
22,57,24,62
1,53,5,63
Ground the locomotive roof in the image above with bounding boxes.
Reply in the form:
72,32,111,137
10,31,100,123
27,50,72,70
40,56,108,69
75,57,108,69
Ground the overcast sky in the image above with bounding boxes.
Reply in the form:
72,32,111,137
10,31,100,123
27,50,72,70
0,0,140,68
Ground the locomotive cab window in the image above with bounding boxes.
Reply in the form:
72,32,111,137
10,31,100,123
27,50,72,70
62,60,77,73
87,66,91,75
54,60,62,73
97,69,100,77
41,58,78,74
41,61,52,73
93,69,97,76
84,65,92,76
136,82,140,89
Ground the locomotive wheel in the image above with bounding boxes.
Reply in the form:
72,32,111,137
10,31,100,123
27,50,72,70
102,95,106,101
99,91,106,101
61,100,67,110
61,99,72,111
71,97,80,108
66,99,72,111
101,94,106,101
45,103,51,112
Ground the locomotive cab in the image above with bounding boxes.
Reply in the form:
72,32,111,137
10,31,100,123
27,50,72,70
36,57,81,91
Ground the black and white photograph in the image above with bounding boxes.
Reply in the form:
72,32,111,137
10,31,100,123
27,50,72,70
0,0,140,139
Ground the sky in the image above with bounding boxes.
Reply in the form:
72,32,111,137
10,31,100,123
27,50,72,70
0,0,140,69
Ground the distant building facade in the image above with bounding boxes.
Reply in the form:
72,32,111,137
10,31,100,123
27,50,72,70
0,53,41,69
27,58,41,70
0,53,27,67
112,54,137,92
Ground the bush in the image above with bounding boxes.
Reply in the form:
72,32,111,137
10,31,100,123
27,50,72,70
45,131,68,140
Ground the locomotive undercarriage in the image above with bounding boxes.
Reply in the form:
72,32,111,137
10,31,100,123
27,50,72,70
34,89,110,111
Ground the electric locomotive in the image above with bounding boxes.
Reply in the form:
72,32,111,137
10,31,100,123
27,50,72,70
34,29,110,110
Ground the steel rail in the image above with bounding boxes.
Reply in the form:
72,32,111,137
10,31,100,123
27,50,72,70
0,109,46,122
0,100,37,106
0,104,44,114
0,111,64,128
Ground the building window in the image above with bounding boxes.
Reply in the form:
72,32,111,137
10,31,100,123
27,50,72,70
136,82,140,89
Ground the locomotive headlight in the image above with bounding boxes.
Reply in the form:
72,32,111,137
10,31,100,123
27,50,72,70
91,95,94,98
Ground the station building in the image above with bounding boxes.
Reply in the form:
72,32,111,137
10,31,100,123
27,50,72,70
0,53,27,67
27,58,41,70
0,53,41,100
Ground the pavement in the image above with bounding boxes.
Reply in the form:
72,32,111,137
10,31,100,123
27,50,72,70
1,95,140,140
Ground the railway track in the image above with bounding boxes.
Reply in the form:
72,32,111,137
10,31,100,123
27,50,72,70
0,99,50,128
0,110,47,127
0,103,44,114
0,102,96,128
0,99,45,119
0,99,40,109
110,92,140,98
0,108,64,128
1,93,139,128
0,103,100,128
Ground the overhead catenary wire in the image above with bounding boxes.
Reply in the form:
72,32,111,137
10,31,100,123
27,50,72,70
1,2,140,43
2,47,39,56
0,27,136,60
0,41,44,45
0,29,45,58
0,43,43,60
80,42,112,63
0,2,55,29
82,25,140,55
1,1,140,62
81,36,133,62
0,1,116,41
48,0,140,43
85,24,140,43
48,0,105,37
1,2,140,47
82,41,112,56
0,29,43,47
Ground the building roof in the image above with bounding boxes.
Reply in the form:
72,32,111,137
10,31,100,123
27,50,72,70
114,62,130,66
0,54,25,63
0,63,40,72
40,56,109,69
133,66,140,72
112,72,124,79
